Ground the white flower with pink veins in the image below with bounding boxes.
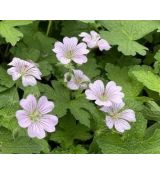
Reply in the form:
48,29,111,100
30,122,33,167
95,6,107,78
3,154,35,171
85,80,124,106
64,69,90,90
100,102,136,133
53,37,89,65
79,31,111,51
7,57,42,87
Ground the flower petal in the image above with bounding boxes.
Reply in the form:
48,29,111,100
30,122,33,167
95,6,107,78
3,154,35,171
119,109,136,122
89,80,105,97
22,76,37,87
8,57,21,66
85,89,97,100
20,95,37,113
72,55,88,64
27,123,46,139
100,102,125,113
16,110,31,128
40,114,58,132
63,37,78,47
67,81,79,90
105,116,114,129
114,119,131,133
53,41,64,53
37,96,54,114
95,99,112,106
106,81,124,104
56,54,71,64
98,39,111,51
74,43,89,55
7,67,21,81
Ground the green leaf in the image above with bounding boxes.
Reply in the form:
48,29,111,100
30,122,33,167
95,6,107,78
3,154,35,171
0,20,32,46
51,145,88,154
131,66,160,94
99,20,160,56
50,115,91,148
38,82,70,117
0,127,49,153
80,54,100,79
51,81,70,117
61,21,91,36
69,99,91,127
0,66,15,89
143,101,160,121
96,128,160,153
105,63,143,98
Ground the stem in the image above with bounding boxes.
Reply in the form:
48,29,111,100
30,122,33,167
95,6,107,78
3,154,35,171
46,20,52,36
4,44,9,57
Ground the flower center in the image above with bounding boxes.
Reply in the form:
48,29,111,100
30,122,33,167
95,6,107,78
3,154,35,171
65,50,74,59
112,113,119,119
75,77,83,84
20,64,29,76
99,93,108,101
29,110,40,122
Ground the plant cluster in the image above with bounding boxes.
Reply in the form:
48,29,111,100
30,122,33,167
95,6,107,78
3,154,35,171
1,20,160,153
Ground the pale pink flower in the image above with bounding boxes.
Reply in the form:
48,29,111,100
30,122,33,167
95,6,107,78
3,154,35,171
79,31,111,51
85,80,124,106
64,70,90,90
52,37,89,65
7,57,42,87
16,95,58,139
100,102,136,133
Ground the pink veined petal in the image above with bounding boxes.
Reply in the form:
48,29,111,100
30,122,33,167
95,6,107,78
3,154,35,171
114,119,131,133
7,67,21,80
90,31,100,39
105,116,114,129
16,110,31,128
89,80,105,98
79,32,89,38
56,55,71,64
40,114,58,132
20,95,37,113
85,89,97,100
72,55,88,64
98,39,111,51
73,70,90,83
110,94,124,104
95,99,112,107
100,102,125,114
22,76,37,87
73,70,83,78
37,96,54,114
26,67,42,80
8,57,21,66
63,37,78,47
52,41,64,53
74,43,89,55
106,81,124,104
87,41,98,48
119,109,136,122
67,81,79,90
27,123,46,139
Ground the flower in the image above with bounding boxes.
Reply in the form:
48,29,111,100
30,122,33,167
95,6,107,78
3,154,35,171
100,102,136,133
7,57,42,87
52,37,89,65
64,69,90,90
79,31,111,51
16,95,58,139
85,80,124,106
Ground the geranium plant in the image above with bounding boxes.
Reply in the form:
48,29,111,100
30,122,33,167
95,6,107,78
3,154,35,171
0,20,160,153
